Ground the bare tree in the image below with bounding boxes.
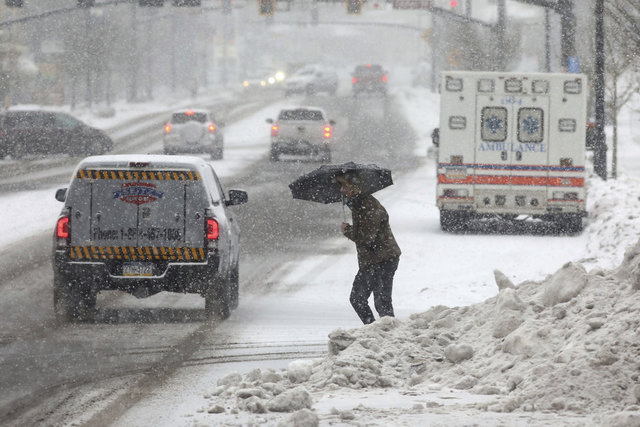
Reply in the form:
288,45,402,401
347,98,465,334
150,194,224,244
604,0,640,178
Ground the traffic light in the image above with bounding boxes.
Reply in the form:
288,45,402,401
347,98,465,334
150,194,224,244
346,0,361,14
139,0,165,5
258,0,274,16
77,0,95,7
5,0,23,7
172,0,201,5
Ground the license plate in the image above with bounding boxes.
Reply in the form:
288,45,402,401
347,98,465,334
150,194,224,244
123,262,153,277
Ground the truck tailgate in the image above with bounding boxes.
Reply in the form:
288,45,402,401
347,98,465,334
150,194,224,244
67,168,207,262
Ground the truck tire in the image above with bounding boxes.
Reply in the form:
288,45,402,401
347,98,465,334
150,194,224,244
270,146,280,162
229,265,239,310
54,275,96,323
320,148,331,163
205,279,230,320
440,210,469,233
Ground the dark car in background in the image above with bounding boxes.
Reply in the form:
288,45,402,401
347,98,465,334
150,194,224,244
351,64,388,97
0,110,113,159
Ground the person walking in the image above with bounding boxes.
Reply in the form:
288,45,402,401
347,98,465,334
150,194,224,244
335,172,401,325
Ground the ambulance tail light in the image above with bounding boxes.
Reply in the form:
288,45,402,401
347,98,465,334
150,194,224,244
56,215,70,249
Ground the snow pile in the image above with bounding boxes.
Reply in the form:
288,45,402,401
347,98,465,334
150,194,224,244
203,238,640,425
585,172,640,269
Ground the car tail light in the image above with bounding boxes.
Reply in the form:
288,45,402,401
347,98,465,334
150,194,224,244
206,218,219,240
208,123,216,132
352,77,357,84
271,124,279,137
164,123,172,133
382,75,388,82
323,125,332,139
56,216,70,249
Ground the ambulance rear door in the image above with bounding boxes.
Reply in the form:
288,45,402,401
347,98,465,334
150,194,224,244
474,86,549,213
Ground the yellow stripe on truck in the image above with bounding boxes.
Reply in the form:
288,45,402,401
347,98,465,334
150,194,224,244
68,246,205,261
74,170,201,180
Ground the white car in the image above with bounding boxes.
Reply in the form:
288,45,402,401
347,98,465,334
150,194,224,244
284,65,339,97
163,109,224,160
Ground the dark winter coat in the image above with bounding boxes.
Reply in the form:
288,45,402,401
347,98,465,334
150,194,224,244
343,194,401,269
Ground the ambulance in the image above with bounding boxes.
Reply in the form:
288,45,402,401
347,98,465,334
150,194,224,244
436,71,588,233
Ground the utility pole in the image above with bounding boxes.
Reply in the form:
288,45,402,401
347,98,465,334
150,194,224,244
494,0,506,71
544,8,550,72
430,12,437,93
128,3,138,101
84,7,92,107
593,0,607,180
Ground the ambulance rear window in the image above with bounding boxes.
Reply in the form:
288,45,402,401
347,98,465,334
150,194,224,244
445,77,463,92
517,108,544,143
481,107,507,142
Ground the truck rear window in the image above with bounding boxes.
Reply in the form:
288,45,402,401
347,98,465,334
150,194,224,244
171,112,208,124
278,110,324,121
354,65,383,75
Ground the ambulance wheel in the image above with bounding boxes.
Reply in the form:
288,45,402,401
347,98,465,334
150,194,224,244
556,214,583,234
440,210,468,233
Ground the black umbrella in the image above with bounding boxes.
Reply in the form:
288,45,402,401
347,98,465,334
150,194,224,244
288,162,393,204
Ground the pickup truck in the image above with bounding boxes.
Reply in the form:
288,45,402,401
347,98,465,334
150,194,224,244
266,107,336,162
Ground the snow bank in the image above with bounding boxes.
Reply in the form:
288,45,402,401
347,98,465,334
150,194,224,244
201,237,640,424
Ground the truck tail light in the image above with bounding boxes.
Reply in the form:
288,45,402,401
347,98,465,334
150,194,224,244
208,123,216,132
164,123,172,133
352,77,357,84
206,218,219,240
271,124,279,137
56,216,70,249
323,125,332,139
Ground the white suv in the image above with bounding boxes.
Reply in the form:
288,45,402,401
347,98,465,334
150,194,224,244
163,109,225,160
284,65,339,97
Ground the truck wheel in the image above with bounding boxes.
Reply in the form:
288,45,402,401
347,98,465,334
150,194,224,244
321,148,331,163
440,210,468,233
270,147,280,162
205,279,230,320
54,275,96,323
229,265,239,310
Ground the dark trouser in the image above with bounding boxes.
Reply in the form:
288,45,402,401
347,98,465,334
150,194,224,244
349,257,399,325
